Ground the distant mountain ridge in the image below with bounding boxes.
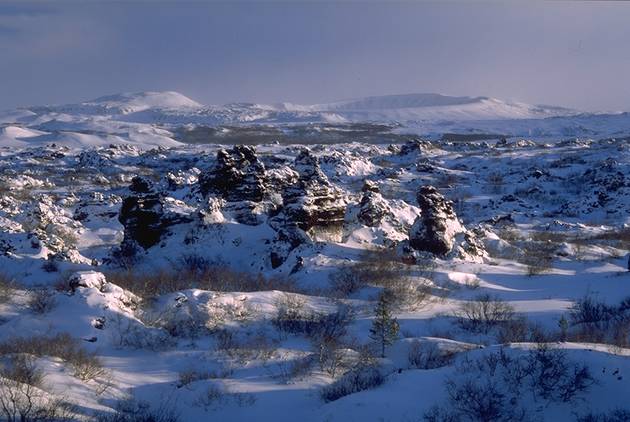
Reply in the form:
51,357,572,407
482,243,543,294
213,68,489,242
1,91,629,149
17,91,580,122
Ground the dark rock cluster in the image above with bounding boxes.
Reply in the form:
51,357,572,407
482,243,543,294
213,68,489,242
281,149,346,232
357,180,390,227
118,176,191,250
199,145,267,202
409,185,464,256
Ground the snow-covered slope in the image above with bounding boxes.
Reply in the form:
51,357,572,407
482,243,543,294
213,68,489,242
0,91,629,149
286,93,577,122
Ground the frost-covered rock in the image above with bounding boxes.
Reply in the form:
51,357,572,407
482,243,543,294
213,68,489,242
118,182,192,249
409,186,464,256
357,181,391,227
68,271,107,292
282,149,346,231
199,145,267,202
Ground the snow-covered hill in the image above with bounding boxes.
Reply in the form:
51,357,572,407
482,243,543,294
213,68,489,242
0,91,629,149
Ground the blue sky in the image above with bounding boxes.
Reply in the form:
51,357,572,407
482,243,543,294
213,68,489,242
1,1,629,111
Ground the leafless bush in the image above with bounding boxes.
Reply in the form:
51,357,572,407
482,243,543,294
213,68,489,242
320,366,384,402
0,273,15,303
176,367,214,389
329,267,366,297
0,355,77,422
95,393,180,422
496,316,530,344
0,333,105,382
193,384,256,410
330,249,432,309
273,302,354,342
106,265,300,300
271,354,315,383
425,346,594,421
578,409,630,422
520,240,556,276
27,288,57,314
407,341,456,369
567,294,630,347
214,330,278,364
457,294,515,333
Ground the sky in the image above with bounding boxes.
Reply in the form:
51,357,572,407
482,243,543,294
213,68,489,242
0,1,629,112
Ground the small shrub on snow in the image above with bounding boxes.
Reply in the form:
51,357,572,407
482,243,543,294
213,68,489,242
96,394,180,422
0,273,15,303
320,366,385,402
520,240,556,276
106,265,299,300
578,409,630,422
214,329,278,363
457,294,515,334
273,303,354,342
193,384,257,410
407,341,456,370
27,288,57,314
424,346,594,421
0,355,77,422
567,294,630,346
0,333,105,382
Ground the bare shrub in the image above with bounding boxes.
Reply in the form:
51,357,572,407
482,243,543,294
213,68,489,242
486,172,505,194
520,240,556,276
193,384,257,410
331,249,432,309
407,341,456,369
106,265,299,300
214,330,278,364
27,288,57,314
176,367,214,389
457,294,515,333
0,333,105,382
578,409,630,422
425,346,594,421
320,366,384,402
567,294,630,347
272,303,354,341
96,393,180,422
0,355,77,422
0,274,15,303
496,316,529,344
526,345,594,403
329,267,366,297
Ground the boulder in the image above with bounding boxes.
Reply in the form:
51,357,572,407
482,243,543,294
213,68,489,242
409,186,464,256
357,181,391,227
282,149,346,231
199,145,267,202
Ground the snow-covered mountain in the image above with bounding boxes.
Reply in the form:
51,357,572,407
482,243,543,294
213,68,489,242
280,93,577,122
0,91,629,148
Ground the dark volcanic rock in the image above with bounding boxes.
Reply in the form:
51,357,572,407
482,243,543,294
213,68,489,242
199,145,267,202
357,181,390,227
130,176,154,194
282,149,346,231
119,194,165,249
409,185,464,256
118,183,191,249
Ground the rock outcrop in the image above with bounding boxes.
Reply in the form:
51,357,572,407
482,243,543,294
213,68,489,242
118,182,191,250
199,145,267,202
282,149,346,231
357,181,391,227
409,186,464,256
